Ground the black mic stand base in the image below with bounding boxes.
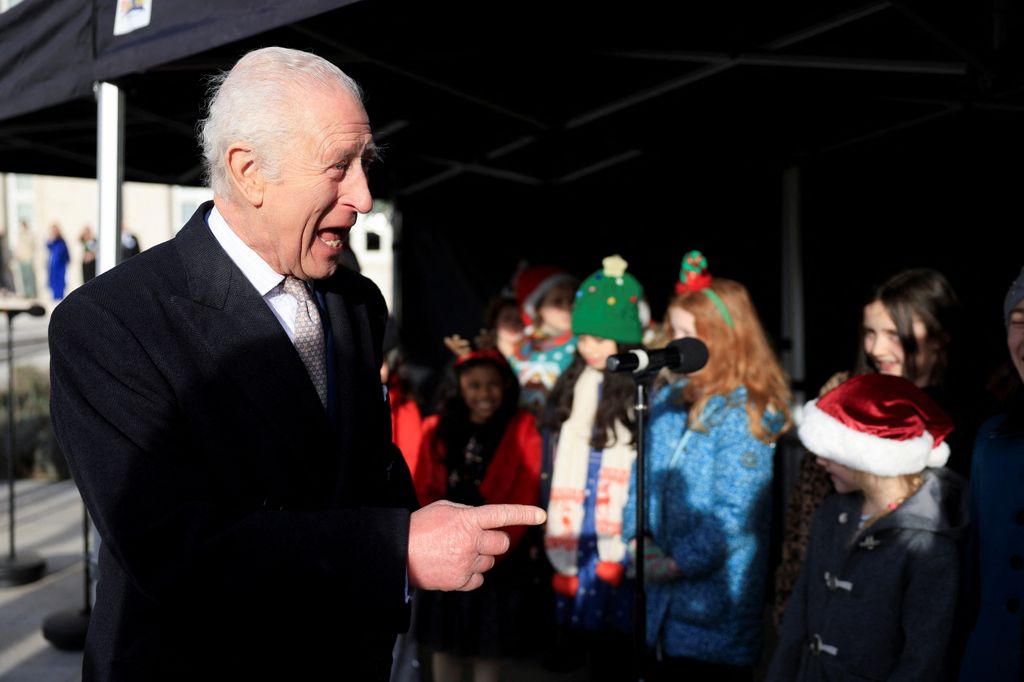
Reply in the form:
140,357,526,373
42,608,90,651
0,551,46,587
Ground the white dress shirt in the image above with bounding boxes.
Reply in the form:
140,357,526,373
206,205,307,341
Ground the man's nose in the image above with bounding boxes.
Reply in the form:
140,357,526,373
345,165,373,214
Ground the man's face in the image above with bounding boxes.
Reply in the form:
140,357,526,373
254,86,375,280
1008,304,1024,382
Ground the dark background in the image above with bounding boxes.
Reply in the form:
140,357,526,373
1,0,1021,401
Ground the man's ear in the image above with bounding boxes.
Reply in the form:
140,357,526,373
225,143,264,207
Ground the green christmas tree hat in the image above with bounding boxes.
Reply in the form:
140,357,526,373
572,254,644,344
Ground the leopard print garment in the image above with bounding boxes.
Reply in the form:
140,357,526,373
772,445,834,626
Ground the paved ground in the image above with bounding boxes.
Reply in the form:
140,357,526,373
0,479,87,682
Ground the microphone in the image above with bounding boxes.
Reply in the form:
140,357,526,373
606,337,709,374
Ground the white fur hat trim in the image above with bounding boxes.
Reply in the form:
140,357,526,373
799,399,950,476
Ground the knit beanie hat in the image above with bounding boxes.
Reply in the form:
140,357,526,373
572,255,644,344
799,373,954,476
1004,266,1024,326
514,265,578,330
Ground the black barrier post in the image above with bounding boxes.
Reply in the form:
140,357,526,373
42,502,91,650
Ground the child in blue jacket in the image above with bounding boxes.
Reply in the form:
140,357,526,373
624,251,792,680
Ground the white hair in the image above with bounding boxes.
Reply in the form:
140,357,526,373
199,47,363,198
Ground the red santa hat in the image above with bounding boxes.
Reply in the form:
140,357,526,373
798,373,953,476
514,265,577,330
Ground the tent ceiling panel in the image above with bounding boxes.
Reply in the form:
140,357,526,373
0,0,1020,198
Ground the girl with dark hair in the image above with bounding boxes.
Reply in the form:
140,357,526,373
855,267,960,388
483,294,525,361
413,348,542,682
623,251,792,681
543,255,646,681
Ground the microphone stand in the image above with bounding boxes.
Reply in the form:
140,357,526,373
631,369,657,682
0,303,47,587
607,338,708,681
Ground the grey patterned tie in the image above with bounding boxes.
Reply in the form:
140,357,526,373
282,276,327,407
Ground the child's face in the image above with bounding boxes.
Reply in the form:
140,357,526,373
459,364,504,424
862,300,938,386
495,303,524,344
669,305,699,341
816,457,862,494
577,335,619,371
537,283,575,334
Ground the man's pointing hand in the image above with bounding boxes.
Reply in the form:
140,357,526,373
408,501,546,591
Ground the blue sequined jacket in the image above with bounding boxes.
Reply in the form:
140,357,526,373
623,382,784,665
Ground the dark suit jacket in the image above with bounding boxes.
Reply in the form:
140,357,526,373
49,202,418,681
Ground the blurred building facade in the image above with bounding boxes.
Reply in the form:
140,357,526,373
0,173,397,311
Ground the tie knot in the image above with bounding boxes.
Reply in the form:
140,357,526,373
282,276,312,302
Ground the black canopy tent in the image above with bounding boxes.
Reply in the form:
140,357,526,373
0,0,1021,390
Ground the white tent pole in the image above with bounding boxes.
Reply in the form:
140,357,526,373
96,82,124,276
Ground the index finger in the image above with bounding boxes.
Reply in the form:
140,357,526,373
469,504,546,530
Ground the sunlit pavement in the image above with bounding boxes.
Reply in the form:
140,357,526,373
0,479,86,682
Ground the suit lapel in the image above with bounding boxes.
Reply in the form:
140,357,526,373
315,273,383,505
171,205,334,457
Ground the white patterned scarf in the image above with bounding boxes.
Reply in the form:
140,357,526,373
545,365,636,575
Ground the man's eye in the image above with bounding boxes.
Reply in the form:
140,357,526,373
334,161,349,171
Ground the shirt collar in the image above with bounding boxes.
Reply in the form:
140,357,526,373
207,205,284,296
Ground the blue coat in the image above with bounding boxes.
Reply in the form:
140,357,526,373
623,382,783,665
959,408,1024,680
47,236,69,299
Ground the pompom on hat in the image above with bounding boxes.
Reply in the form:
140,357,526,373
799,373,954,477
572,255,645,344
675,250,733,328
514,265,578,331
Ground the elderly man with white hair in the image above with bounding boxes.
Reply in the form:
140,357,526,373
49,47,544,681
